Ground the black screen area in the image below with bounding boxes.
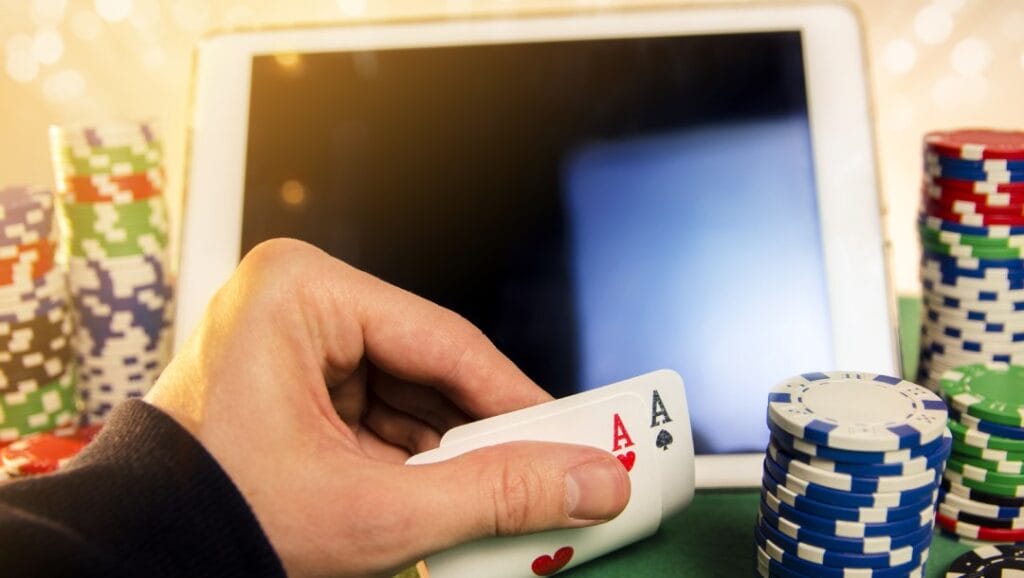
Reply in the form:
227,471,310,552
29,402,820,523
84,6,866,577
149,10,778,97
242,32,808,400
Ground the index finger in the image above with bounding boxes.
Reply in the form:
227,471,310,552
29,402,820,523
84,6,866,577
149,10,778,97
342,262,554,418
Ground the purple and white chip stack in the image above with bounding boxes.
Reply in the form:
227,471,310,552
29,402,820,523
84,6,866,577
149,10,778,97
49,122,174,423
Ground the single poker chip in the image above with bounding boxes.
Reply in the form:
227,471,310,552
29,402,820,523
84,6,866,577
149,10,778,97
754,523,929,577
770,431,950,477
953,438,1024,462
942,477,1024,507
926,151,1024,172
0,428,92,475
941,363,1024,427
919,215,1024,240
945,544,1024,577
923,239,1024,260
760,487,932,538
767,371,948,452
763,454,939,509
924,162,1024,184
766,420,948,465
948,456,1024,486
940,487,1024,519
926,130,1024,161
951,407,1024,440
956,451,1024,475
762,464,937,522
755,515,931,569
766,441,944,495
927,206,1024,227
926,174,1024,195
920,225,1024,249
924,183,1024,206
936,510,1024,541
926,196,1024,217
759,502,934,554
925,336,1024,358
939,501,1024,529
924,290,1024,314
924,293,1024,315
923,251,1024,271
945,469,1024,498
923,319,1024,342
921,270,1024,293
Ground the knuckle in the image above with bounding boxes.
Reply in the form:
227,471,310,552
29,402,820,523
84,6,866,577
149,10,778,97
489,456,546,536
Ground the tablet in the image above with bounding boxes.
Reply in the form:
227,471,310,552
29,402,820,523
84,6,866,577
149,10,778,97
178,2,898,488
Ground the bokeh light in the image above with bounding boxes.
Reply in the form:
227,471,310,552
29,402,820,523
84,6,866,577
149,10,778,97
71,9,102,40
279,180,307,208
914,4,953,45
882,39,917,75
32,29,64,66
94,0,134,22
42,69,86,103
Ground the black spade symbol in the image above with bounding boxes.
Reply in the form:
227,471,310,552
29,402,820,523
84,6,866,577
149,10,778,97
656,429,673,450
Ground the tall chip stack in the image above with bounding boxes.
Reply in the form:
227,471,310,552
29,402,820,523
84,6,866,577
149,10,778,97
0,185,79,443
756,371,949,577
49,122,173,424
935,363,1024,543
916,129,1024,390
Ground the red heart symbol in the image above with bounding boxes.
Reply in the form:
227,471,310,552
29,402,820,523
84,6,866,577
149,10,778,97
617,451,636,472
532,546,574,576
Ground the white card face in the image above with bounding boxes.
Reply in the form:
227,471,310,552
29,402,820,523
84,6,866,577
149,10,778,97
406,392,662,578
440,369,695,518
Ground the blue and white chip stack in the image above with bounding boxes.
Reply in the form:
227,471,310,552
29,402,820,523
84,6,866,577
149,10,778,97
756,371,950,578
49,122,174,424
916,129,1024,392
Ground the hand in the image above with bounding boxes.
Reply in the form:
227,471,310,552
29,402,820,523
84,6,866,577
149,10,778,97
146,239,630,578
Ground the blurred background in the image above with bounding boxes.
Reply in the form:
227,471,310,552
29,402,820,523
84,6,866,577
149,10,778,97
1,0,1023,295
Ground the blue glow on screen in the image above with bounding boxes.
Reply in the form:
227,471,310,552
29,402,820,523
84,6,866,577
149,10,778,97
563,116,833,454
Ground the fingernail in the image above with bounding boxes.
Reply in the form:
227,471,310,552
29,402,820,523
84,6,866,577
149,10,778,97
565,457,629,521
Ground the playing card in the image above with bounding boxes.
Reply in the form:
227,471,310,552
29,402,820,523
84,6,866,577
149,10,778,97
406,392,662,578
440,369,694,518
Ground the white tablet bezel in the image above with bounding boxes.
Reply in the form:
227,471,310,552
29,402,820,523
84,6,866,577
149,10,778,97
178,2,897,488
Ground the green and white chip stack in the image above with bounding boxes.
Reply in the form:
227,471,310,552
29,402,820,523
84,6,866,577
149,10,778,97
936,362,1024,543
0,185,79,442
49,122,174,424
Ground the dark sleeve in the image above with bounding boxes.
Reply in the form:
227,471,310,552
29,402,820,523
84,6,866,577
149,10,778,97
0,400,286,578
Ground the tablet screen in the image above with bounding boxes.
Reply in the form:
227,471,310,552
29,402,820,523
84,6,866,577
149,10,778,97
241,30,830,455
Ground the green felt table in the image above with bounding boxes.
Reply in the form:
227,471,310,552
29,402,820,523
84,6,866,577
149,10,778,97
560,296,972,577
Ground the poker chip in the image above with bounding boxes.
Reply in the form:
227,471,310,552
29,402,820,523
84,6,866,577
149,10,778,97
757,372,947,577
938,501,1024,530
940,486,1024,519
766,371,947,452
945,544,1024,576
925,130,1024,161
936,510,1024,542
49,123,173,424
0,423,99,476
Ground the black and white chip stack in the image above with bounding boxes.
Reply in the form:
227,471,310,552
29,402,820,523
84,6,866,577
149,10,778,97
756,371,950,578
49,122,174,423
0,185,79,443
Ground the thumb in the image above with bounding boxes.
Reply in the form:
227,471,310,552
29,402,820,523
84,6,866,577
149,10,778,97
402,442,630,555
